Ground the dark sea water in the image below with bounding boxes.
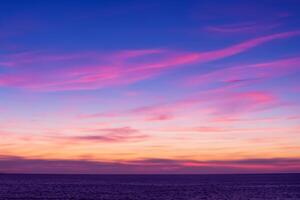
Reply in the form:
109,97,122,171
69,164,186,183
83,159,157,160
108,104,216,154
0,174,299,200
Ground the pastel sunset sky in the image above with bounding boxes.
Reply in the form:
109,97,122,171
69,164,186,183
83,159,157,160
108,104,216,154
0,0,300,174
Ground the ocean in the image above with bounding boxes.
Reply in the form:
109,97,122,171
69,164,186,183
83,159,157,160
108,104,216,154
0,174,299,199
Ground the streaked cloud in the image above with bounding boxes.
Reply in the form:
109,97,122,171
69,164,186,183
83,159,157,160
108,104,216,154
185,56,300,87
0,155,299,174
0,31,299,91
205,22,281,34
69,127,148,143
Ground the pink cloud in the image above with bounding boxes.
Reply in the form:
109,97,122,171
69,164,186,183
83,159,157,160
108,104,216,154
144,113,174,121
78,88,280,124
180,90,279,118
185,56,300,87
287,115,300,120
162,126,227,133
198,90,282,119
142,89,280,119
160,125,299,135
0,31,299,91
137,31,300,71
78,112,120,119
212,116,282,123
78,101,180,121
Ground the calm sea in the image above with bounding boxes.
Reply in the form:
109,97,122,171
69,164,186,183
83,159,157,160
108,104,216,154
0,174,299,199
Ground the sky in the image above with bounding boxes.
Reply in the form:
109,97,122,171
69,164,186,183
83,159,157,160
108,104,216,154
0,0,300,174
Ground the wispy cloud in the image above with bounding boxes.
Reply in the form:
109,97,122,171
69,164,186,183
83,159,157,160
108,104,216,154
0,31,299,91
69,127,148,143
185,56,300,87
0,155,299,174
205,22,281,34
78,89,281,123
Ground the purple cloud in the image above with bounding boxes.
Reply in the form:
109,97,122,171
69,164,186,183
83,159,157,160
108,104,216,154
0,155,299,174
69,127,148,143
